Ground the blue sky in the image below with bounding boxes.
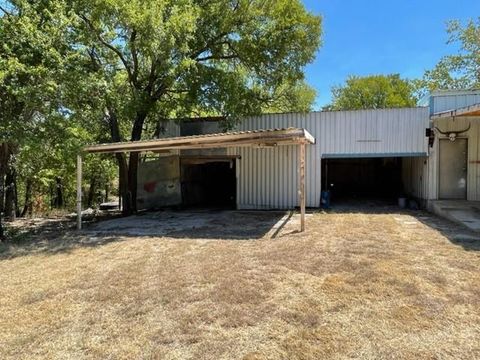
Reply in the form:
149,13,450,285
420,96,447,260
303,0,480,109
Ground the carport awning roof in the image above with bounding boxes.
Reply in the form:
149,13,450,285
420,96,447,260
431,103,480,119
83,127,315,154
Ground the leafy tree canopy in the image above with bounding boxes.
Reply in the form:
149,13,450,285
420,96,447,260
0,0,323,220
326,74,418,111
0,0,76,139
72,0,322,129
416,18,480,97
69,0,322,213
0,1,116,233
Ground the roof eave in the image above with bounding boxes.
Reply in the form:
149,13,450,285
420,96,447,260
83,128,315,154
431,103,480,120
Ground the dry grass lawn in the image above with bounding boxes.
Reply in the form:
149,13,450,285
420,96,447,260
0,210,479,359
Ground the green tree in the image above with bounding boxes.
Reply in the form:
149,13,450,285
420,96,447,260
263,80,317,113
326,74,418,111
0,1,114,239
72,0,322,214
417,18,480,96
0,0,77,239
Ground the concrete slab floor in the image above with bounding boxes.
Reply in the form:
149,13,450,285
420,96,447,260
83,210,294,240
430,200,480,232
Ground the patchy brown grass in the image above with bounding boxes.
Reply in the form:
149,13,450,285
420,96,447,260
0,210,479,359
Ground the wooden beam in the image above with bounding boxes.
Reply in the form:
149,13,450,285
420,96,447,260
85,139,305,154
83,128,315,154
76,154,82,230
180,155,241,160
299,143,306,232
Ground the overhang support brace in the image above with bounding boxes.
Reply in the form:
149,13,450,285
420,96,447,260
299,143,306,232
77,154,82,230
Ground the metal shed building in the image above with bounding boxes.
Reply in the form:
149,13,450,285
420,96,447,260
80,89,480,223
128,107,430,210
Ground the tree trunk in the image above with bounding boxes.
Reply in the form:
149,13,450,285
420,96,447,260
53,177,64,208
0,142,11,240
126,110,148,214
105,105,132,215
127,152,139,213
4,165,16,221
0,173,4,213
14,174,19,217
49,183,54,209
0,173,4,240
87,175,97,208
0,173,3,241
105,104,148,216
0,215,4,241
0,215,5,242
117,153,130,215
21,179,33,217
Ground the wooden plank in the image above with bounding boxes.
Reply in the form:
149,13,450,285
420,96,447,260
299,143,306,232
180,155,241,159
181,155,241,165
86,139,298,153
76,154,82,230
83,128,315,154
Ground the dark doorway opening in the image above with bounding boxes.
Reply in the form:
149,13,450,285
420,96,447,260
181,159,236,209
321,157,403,204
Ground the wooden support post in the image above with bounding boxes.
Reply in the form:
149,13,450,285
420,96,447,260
299,143,306,232
76,154,82,230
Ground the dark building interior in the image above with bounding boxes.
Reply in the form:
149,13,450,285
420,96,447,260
180,160,236,209
321,157,403,202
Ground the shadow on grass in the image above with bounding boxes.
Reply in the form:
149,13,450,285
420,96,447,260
323,198,409,215
413,213,480,252
0,210,287,260
3,203,478,261
323,198,480,252
0,213,125,260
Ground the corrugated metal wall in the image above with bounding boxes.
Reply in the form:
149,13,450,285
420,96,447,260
158,121,180,138
148,92,480,209
233,145,310,209
430,90,480,115
237,108,429,156
233,107,430,209
402,156,429,201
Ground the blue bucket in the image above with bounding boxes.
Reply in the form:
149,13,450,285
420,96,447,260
321,190,331,208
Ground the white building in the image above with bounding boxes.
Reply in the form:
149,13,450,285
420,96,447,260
133,89,480,212
424,90,480,205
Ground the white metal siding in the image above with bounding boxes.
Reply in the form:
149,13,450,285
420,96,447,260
233,107,430,209
430,92,480,115
402,156,429,201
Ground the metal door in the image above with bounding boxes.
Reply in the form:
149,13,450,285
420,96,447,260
439,139,467,199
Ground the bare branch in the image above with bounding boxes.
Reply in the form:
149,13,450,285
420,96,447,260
87,47,103,71
152,83,167,101
0,5,12,17
196,54,238,62
79,14,136,87
189,31,230,60
129,29,139,83
144,58,158,94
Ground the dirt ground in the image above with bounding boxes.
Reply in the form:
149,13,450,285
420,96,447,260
0,208,479,359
